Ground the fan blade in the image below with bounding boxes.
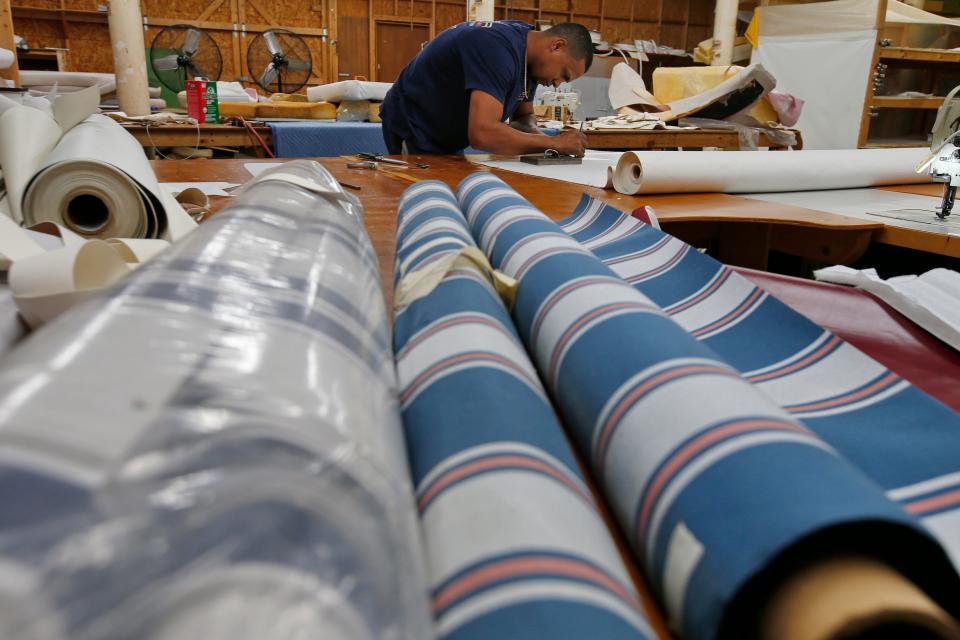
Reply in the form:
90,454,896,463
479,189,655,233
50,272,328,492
263,30,284,57
182,28,202,57
154,54,181,71
187,62,209,80
259,62,278,88
287,58,311,72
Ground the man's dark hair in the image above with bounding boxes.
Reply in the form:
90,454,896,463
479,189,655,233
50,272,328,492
545,23,594,72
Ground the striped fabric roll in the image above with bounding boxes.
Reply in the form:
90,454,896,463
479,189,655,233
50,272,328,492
455,173,959,639
394,180,656,640
559,193,960,582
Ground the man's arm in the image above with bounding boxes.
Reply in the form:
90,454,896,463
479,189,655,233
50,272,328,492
468,90,585,156
509,101,542,135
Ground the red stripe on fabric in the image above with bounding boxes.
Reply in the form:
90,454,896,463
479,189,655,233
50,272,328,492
905,489,960,515
604,234,672,266
594,364,737,468
400,352,533,405
530,276,620,348
397,314,509,361
625,245,688,283
785,371,901,413
665,268,732,316
690,286,764,338
418,454,590,512
432,555,638,614
635,419,810,539
747,335,843,383
548,301,656,384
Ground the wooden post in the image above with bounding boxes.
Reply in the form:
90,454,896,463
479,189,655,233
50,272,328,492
857,0,889,148
0,0,20,86
107,0,150,115
711,0,737,66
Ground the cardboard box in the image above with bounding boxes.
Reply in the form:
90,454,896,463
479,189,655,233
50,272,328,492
185,80,220,124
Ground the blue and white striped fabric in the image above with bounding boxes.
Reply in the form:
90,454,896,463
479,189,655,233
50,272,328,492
560,193,960,575
394,180,656,640
455,173,959,640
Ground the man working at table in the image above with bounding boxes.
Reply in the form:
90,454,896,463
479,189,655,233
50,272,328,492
380,21,592,157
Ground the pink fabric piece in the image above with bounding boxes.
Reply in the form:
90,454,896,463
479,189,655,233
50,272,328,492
767,91,805,127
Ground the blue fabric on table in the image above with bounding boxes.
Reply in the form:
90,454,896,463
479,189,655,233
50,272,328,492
268,121,389,157
268,121,556,157
393,180,656,640
455,172,960,640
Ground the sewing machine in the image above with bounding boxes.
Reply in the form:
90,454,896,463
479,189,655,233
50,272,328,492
928,131,960,219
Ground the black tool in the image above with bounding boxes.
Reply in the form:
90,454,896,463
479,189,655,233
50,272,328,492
520,149,583,165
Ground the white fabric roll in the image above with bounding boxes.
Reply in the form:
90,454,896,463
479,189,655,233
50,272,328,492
21,114,195,239
307,80,392,103
481,148,934,195
0,48,13,71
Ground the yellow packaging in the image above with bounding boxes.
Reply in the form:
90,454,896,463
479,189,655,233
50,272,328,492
653,66,779,125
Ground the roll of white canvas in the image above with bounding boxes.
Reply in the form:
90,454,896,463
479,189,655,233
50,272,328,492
0,49,14,71
21,114,196,240
0,106,62,224
482,148,933,195
107,0,150,116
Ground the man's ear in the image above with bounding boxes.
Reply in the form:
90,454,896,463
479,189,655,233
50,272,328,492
550,37,568,53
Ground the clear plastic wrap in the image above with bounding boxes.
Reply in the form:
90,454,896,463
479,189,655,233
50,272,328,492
0,160,432,640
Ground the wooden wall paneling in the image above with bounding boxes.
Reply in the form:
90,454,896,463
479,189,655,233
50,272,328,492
434,3,463,32
1,0,20,84
66,21,111,70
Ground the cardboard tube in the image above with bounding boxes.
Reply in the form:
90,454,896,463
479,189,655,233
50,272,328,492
760,556,960,640
107,0,149,116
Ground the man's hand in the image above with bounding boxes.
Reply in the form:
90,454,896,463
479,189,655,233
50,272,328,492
469,90,581,156
549,129,587,157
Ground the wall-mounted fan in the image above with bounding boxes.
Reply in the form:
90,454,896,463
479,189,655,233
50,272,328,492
150,24,223,93
247,29,312,94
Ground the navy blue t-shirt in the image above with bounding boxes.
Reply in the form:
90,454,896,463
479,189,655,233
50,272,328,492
381,20,535,153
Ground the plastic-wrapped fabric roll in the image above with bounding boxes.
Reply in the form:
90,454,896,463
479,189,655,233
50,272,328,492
0,161,431,639
21,113,195,240
560,194,960,590
455,172,960,639
393,180,658,640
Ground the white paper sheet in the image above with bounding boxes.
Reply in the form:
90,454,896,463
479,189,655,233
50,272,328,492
161,182,240,197
815,265,960,352
742,189,960,237
244,162,286,177
478,148,933,195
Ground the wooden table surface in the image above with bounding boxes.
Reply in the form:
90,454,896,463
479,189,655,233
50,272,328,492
153,155,890,308
584,127,802,150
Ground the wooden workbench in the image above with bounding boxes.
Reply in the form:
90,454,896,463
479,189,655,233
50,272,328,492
124,123,274,156
125,121,798,156
584,127,803,150
152,155,881,306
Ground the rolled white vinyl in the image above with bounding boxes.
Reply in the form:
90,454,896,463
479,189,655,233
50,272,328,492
21,114,195,239
482,148,934,195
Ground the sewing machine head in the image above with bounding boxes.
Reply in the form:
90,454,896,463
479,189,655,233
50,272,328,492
929,132,960,219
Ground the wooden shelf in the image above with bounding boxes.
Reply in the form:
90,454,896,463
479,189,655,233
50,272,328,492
864,141,931,148
871,95,945,109
11,5,107,23
879,47,960,64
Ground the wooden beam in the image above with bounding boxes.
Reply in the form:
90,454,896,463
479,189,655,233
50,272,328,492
1,0,20,85
197,0,226,22
858,0,889,148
